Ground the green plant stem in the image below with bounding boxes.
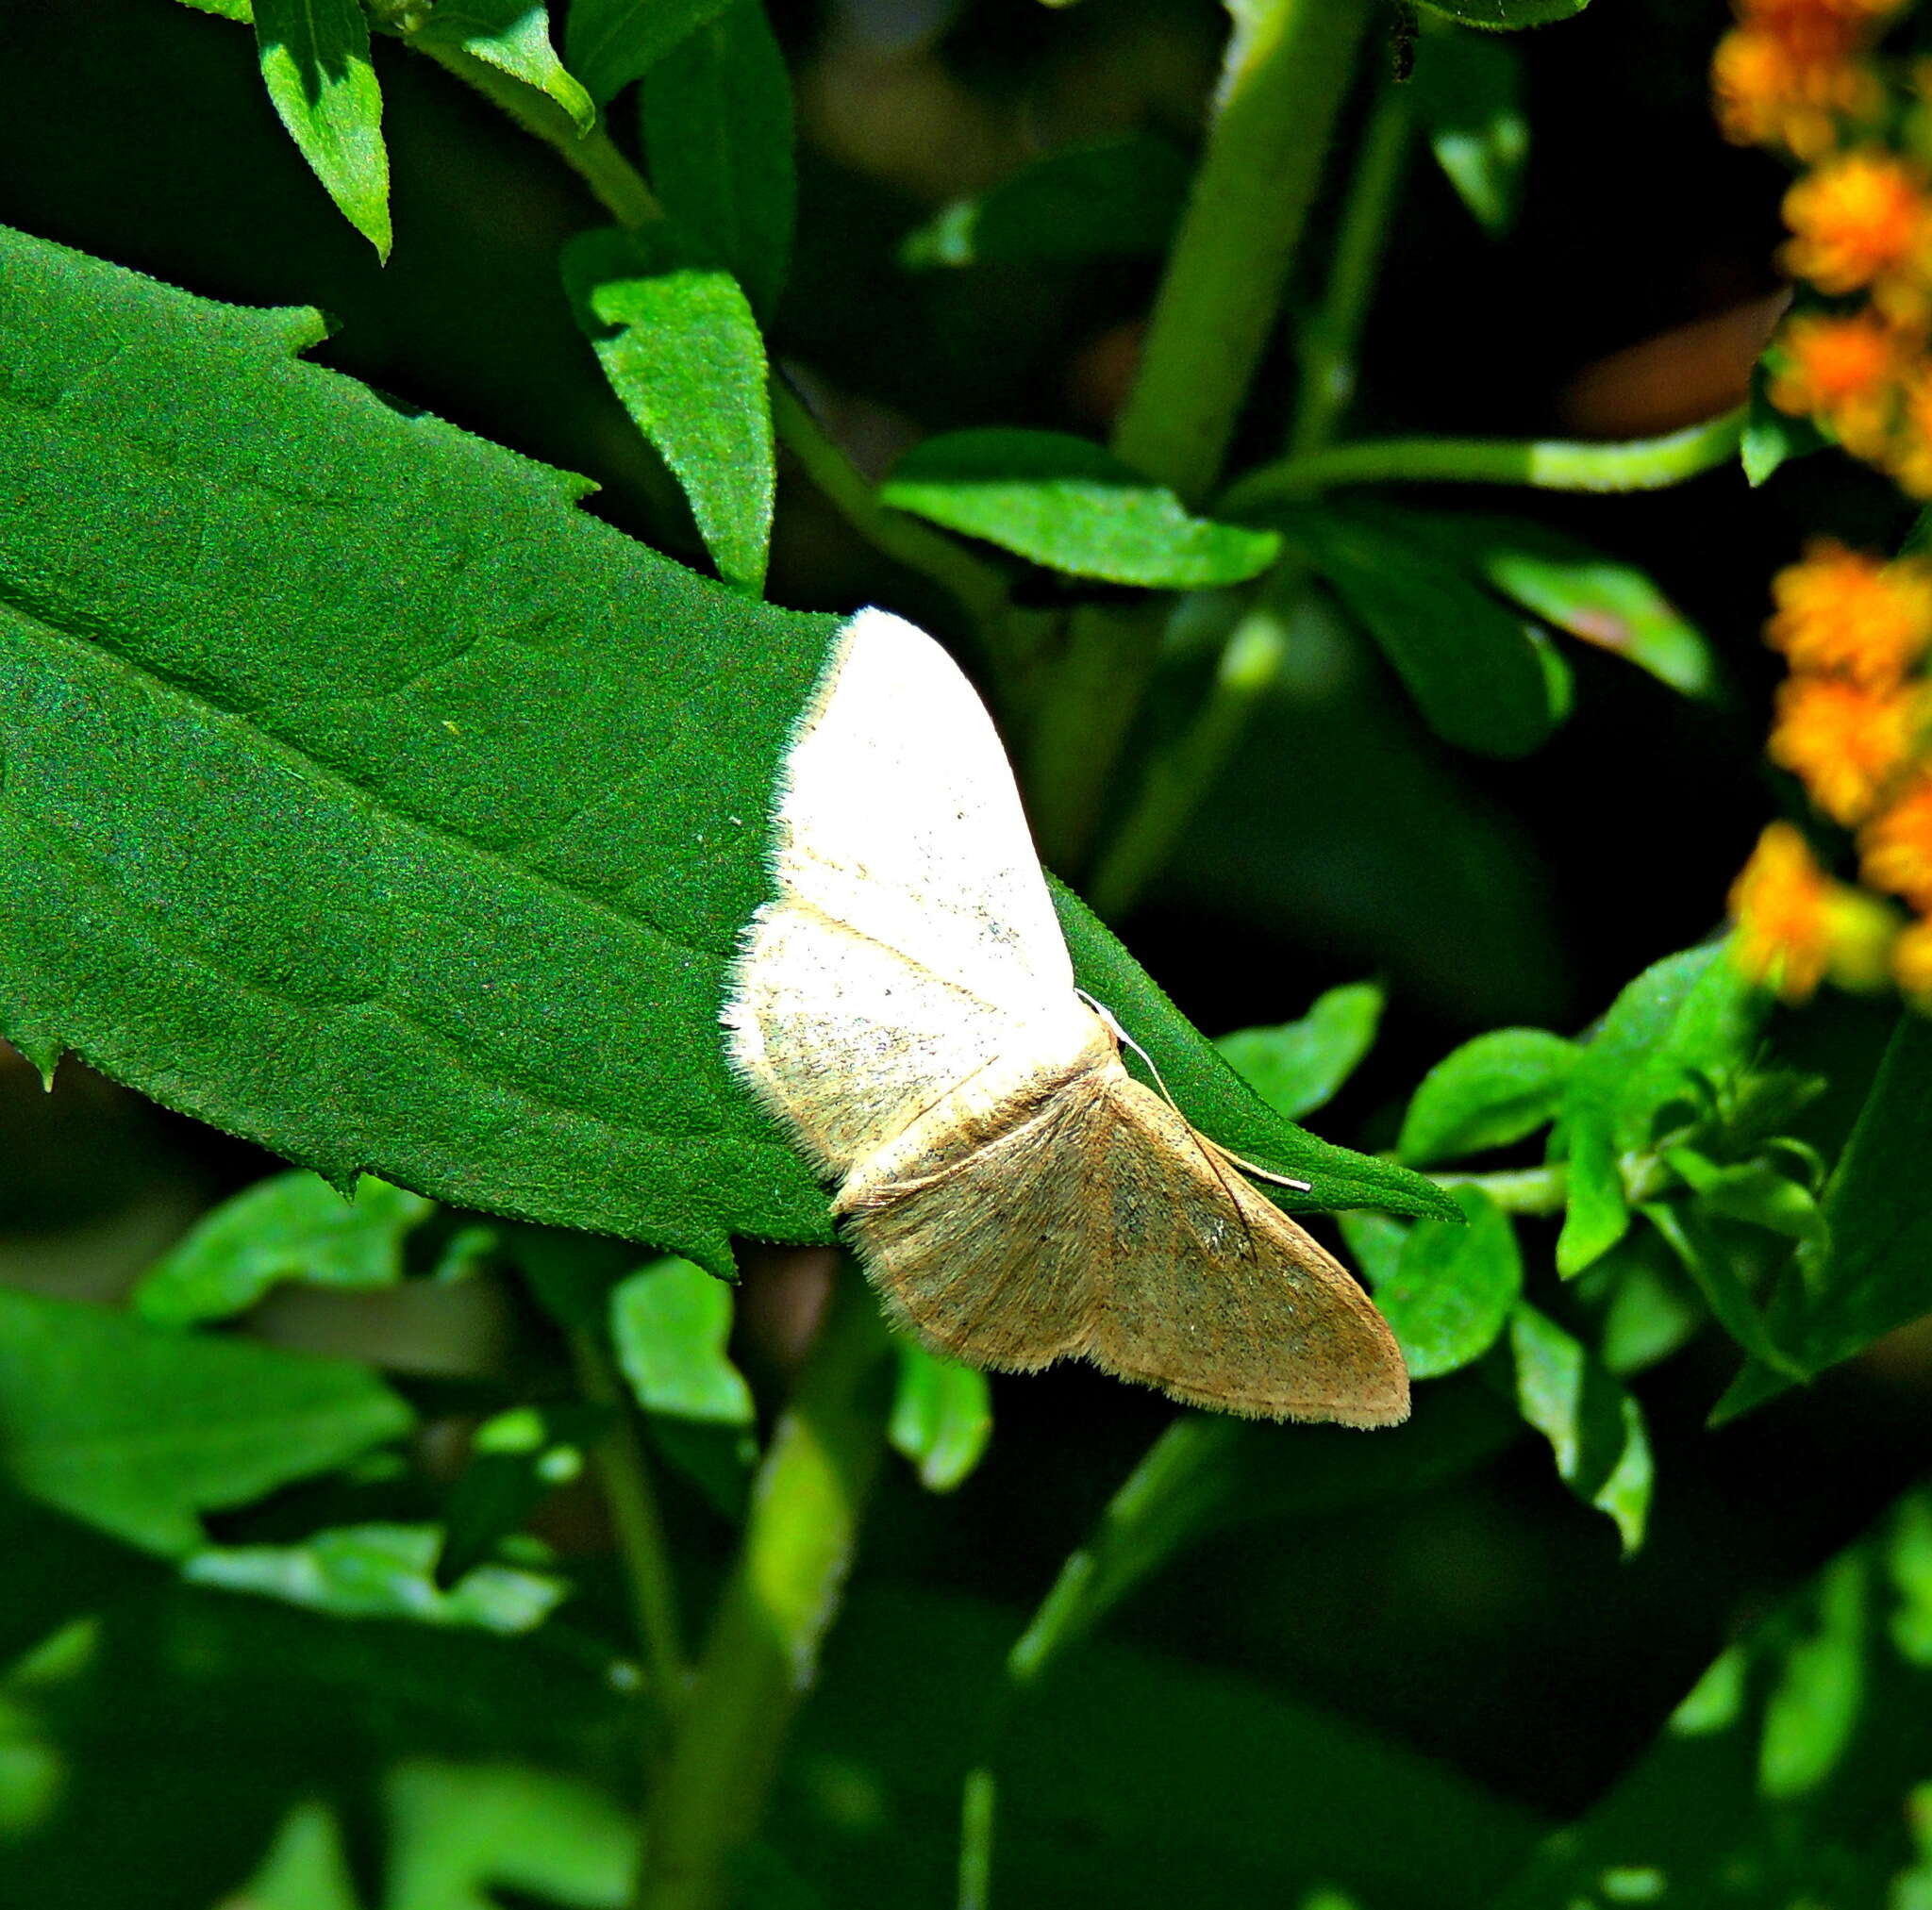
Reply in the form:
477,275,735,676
956,1414,1239,1909
1224,407,1748,512
408,40,664,229
957,1767,998,1910
571,1331,687,1726
634,1268,892,1910
1025,597,1167,874
1287,77,1411,459
1085,592,1292,920
1027,0,1372,870
1112,0,1375,501
769,379,1015,644
1428,1149,1676,1218
1084,72,1410,917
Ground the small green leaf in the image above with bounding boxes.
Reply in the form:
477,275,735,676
1050,881,1459,1221
1759,1553,1868,1799
0,1288,409,1553
1411,0,1589,27
1717,1011,1932,1417
1557,1119,1631,1279
1669,1643,1747,1736
1397,1027,1578,1165
879,430,1282,589
1593,1233,1704,1376
435,1401,603,1589
890,1340,993,1492
1508,1302,1652,1553
1741,359,1829,487
383,1763,642,1910
640,0,795,317
1271,503,1562,757
1408,33,1527,236
1384,511,1720,699
1642,1196,1804,1380
1889,1495,1932,1667
1372,1187,1522,1379
412,0,596,133
609,1256,755,1425
565,0,733,101
254,0,391,260
231,1802,360,1910
608,1257,757,1519
1665,1149,1825,1245
1337,1210,1411,1289
1555,943,1758,1276
563,225,774,591
899,137,1190,270
175,0,254,18
1216,982,1383,1123
186,1522,565,1633
134,1171,432,1325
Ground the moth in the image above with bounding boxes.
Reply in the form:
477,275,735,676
724,608,1408,1426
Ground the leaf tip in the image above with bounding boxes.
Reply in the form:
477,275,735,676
12,1036,65,1092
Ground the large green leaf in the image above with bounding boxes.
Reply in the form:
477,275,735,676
1050,881,1458,1221
1717,1011,1932,1418
879,430,1282,590
1267,503,1563,757
565,0,731,103
0,1288,409,1554
898,138,1191,271
562,224,774,592
0,221,836,1276
639,0,795,318
253,0,391,259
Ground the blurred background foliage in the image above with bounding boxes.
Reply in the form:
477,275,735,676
5,0,1932,1904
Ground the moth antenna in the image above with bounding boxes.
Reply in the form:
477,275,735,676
1074,988,1315,1195
1221,1152,1314,1194
1075,988,1174,1099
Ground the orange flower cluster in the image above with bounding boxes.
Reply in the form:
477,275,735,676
1712,0,1932,491
1715,0,1894,158
1732,542,1932,1001
1715,6,1932,1005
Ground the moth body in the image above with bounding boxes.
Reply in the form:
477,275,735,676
724,607,1409,1426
